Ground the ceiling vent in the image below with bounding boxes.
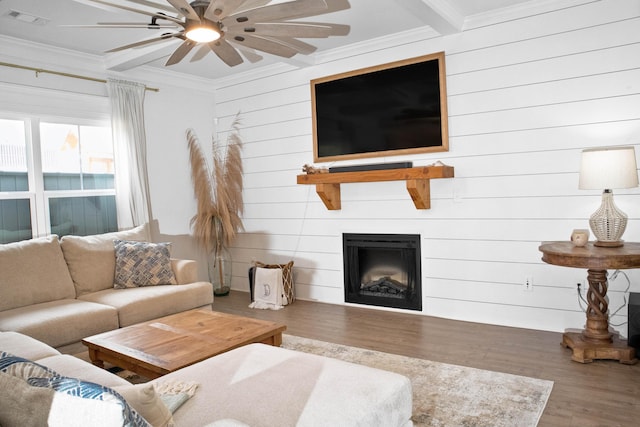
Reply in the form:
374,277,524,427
4,9,50,25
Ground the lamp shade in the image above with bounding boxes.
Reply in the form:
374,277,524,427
579,146,639,190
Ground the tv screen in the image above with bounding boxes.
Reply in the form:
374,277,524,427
311,52,449,163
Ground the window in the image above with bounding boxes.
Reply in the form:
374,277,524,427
0,117,117,244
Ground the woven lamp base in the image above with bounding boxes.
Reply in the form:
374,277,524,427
589,190,627,248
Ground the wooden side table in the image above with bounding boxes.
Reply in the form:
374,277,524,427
539,241,640,364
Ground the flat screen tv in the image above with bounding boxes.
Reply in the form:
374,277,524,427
311,52,449,163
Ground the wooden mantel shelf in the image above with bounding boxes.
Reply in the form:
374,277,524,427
296,165,454,210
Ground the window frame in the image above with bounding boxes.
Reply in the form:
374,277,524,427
0,114,115,240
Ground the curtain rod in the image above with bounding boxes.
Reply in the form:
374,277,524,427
0,61,159,92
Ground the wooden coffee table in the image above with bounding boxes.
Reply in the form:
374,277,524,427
82,309,287,379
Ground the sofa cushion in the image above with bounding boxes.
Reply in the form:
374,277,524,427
78,282,213,327
0,235,76,311
60,224,149,297
38,354,130,389
0,299,119,349
0,331,60,361
114,240,177,288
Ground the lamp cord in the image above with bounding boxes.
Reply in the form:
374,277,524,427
608,270,631,327
577,270,630,327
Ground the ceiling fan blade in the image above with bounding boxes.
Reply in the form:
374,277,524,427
106,33,180,52
87,0,184,24
191,45,210,62
229,34,298,58
166,39,197,65
125,0,177,13
190,39,244,66
235,0,271,9
227,22,337,38
289,21,350,36
166,0,200,20
269,36,317,54
205,0,247,21
324,0,351,13
225,0,329,24
98,21,179,26
236,46,263,63
208,39,244,66
63,24,176,28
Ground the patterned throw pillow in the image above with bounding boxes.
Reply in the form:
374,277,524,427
114,240,177,289
28,376,151,427
0,351,150,427
0,351,58,381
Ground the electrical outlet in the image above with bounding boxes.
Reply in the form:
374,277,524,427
523,276,534,292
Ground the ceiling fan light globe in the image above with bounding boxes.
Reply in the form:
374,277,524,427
186,27,221,43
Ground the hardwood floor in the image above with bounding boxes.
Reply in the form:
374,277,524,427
214,291,640,427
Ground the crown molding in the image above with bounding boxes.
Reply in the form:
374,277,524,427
0,34,218,94
0,35,105,76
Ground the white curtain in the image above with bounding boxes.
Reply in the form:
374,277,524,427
107,79,152,230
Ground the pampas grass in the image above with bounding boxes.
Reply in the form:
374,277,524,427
187,115,244,255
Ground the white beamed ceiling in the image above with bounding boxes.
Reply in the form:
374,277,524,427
1,0,536,80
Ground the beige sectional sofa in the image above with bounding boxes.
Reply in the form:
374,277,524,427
0,225,213,354
0,228,414,426
0,331,414,426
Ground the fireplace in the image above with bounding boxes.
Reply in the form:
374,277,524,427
343,233,422,311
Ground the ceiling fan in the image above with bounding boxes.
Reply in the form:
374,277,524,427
70,0,351,67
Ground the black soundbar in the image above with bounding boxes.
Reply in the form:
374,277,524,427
329,162,413,173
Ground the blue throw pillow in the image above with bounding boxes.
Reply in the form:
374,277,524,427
0,351,58,380
0,351,150,427
28,376,151,427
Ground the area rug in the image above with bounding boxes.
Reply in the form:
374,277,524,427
281,335,553,427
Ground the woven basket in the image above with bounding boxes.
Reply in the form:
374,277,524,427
253,260,295,305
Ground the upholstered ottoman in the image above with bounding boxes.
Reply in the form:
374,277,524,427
156,343,413,427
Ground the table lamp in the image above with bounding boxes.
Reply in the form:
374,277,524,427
579,145,639,247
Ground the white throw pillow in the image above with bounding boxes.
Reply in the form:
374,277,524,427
47,392,125,427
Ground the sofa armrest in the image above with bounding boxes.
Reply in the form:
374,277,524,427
171,259,199,284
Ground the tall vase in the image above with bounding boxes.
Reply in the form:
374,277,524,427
208,246,231,296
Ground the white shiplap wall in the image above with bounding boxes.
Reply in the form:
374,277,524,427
213,0,640,333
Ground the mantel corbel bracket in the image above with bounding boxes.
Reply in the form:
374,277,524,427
406,179,430,209
316,183,341,210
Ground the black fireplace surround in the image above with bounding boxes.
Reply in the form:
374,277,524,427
343,233,422,311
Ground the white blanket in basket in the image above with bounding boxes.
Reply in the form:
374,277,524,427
249,267,284,310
